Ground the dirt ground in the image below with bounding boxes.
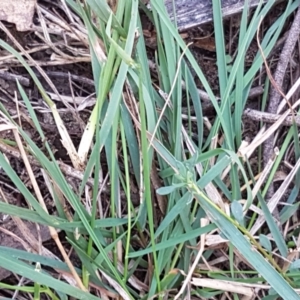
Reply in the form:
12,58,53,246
0,0,298,296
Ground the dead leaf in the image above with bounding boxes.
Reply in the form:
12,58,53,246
0,0,35,31
193,36,216,52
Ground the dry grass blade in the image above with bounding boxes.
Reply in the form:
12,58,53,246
0,22,85,170
99,271,131,300
251,147,278,200
0,191,77,286
174,218,209,299
0,215,31,251
0,122,86,291
37,3,90,46
250,156,300,235
149,43,192,148
278,76,300,113
0,140,99,188
238,99,300,158
191,278,255,296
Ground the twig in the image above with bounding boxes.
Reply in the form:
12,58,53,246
238,99,300,159
41,71,94,86
243,108,300,127
148,59,264,112
182,84,263,111
259,5,300,218
0,71,30,87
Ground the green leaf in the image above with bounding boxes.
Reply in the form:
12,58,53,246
231,201,245,227
0,250,101,300
129,224,216,257
289,260,300,270
195,192,299,300
259,234,272,252
156,185,177,195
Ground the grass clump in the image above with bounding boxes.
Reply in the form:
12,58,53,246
0,0,300,299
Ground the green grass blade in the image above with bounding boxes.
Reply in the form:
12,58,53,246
0,250,102,300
